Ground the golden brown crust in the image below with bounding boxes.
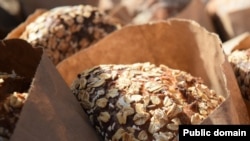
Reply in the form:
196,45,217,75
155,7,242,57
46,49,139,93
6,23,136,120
17,5,120,65
71,62,224,141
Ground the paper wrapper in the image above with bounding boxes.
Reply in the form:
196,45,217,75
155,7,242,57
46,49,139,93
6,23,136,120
57,19,250,126
0,39,100,141
174,0,215,32
223,32,250,116
100,0,215,32
207,0,250,41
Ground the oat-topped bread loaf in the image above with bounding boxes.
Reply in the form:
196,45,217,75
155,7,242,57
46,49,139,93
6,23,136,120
20,5,120,65
228,48,250,100
71,62,224,141
0,71,31,140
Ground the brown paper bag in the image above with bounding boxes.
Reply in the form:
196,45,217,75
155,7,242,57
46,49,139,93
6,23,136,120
0,39,100,141
222,32,250,116
56,19,250,125
207,0,250,41
174,0,215,32
222,32,250,55
99,0,215,32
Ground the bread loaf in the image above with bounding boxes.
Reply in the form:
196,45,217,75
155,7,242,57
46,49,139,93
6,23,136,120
71,62,224,141
228,48,250,100
20,5,120,65
0,71,30,140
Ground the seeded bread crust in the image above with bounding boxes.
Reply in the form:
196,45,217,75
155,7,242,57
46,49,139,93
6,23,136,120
0,72,30,140
71,62,224,141
228,49,250,100
20,5,120,65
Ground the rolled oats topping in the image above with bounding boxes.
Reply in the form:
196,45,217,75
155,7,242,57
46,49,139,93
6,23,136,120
228,49,250,101
0,71,30,140
71,62,224,141
20,5,121,65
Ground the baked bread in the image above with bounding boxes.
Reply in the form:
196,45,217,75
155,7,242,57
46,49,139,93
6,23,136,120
0,71,30,140
71,62,224,141
228,48,250,100
20,5,120,65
